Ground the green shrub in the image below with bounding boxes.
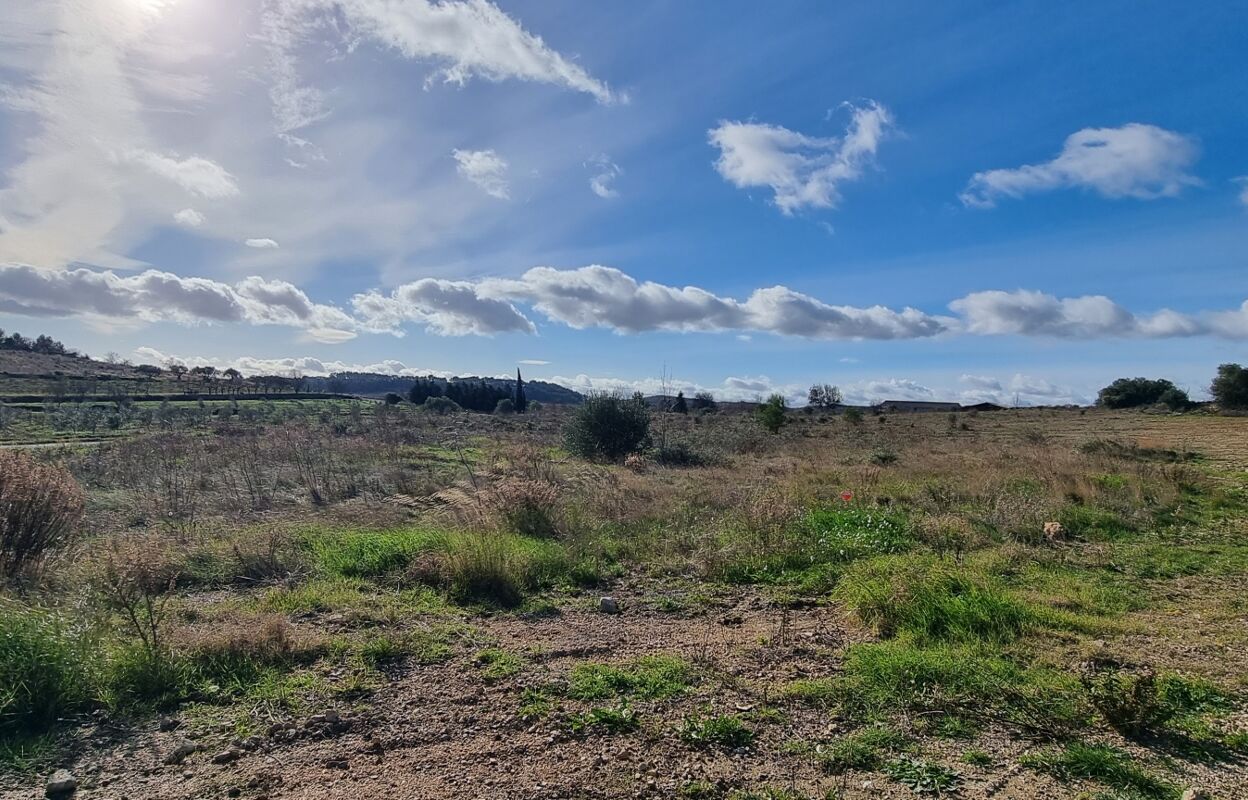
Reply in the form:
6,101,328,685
563,392,651,461
474,648,523,681
0,604,91,735
101,643,188,710
423,396,461,415
835,556,1035,643
1081,663,1234,739
755,394,787,434
653,441,712,467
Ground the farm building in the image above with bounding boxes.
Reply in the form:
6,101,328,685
875,399,963,413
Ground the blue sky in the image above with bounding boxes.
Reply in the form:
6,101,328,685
1,0,1245,404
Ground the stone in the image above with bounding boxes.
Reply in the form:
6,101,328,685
45,769,77,797
157,716,180,732
598,596,620,614
163,742,198,766
1181,790,1211,800
211,748,242,765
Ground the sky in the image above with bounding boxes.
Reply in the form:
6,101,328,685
0,0,1245,406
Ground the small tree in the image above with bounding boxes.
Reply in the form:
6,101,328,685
563,392,651,460
513,369,528,413
383,392,403,405
1211,363,1248,410
672,391,688,414
807,383,843,409
691,391,717,412
494,397,516,415
756,394,787,434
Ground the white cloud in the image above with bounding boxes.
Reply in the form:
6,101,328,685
960,124,1200,208
1235,176,1248,208
452,149,510,199
948,289,1205,338
262,0,614,138
353,278,535,336
587,155,622,198
133,346,451,379
244,238,280,249
173,208,204,227
0,263,355,343
126,150,239,198
518,359,550,365
709,101,893,214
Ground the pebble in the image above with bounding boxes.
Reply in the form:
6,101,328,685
163,741,198,766
211,748,242,765
598,596,620,614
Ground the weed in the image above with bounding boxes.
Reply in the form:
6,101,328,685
679,712,754,748
817,725,909,773
961,748,992,766
567,654,694,700
473,648,523,681
569,704,639,735
1020,742,1176,799
0,603,90,735
883,757,961,794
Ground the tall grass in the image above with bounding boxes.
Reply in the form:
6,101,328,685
0,603,91,735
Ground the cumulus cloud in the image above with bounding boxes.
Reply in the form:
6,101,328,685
126,150,239,198
0,263,355,343
960,124,1200,208
262,0,614,137
353,278,535,336
948,289,1206,338
709,101,893,214
452,149,509,199
587,155,622,198
134,346,450,379
173,208,204,227
244,238,280,249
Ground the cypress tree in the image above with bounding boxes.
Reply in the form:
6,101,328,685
514,368,528,412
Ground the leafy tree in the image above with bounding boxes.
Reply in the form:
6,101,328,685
1211,363,1248,410
383,392,403,405
756,394,787,434
807,383,843,408
563,392,651,460
691,391,717,411
1097,377,1181,409
495,398,516,414
672,390,688,414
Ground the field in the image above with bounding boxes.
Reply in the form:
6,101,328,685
1,401,1246,799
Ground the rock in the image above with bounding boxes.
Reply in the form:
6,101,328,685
211,748,242,765
322,709,341,724
163,742,198,766
45,769,77,797
598,597,620,614
157,716,180,732
1181,790,1211,800
306,714,327,728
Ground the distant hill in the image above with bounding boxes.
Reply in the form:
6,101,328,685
309,372,583,405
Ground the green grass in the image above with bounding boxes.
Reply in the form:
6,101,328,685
678,712,754,748
831,640,1086,734
816,725,909,774
0,603,91,736
961,748,992,766
835,555,1036,643
568,704,639,734
1020,742,1178,800
308,527,445,578
473,648,524,681
780,678,839,707
883,756,961,794
567,654,694,700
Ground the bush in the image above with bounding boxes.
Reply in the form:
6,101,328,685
0,603,90,735
494,398,516,415
423,396,461,415
563,392,651,461
653,441,712,467
383,392,402,405
0,451,85,581
1210,363,1248,410
1097,377,1184,409
756,394,787,434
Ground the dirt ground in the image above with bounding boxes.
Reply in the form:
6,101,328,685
7,578,1243,799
